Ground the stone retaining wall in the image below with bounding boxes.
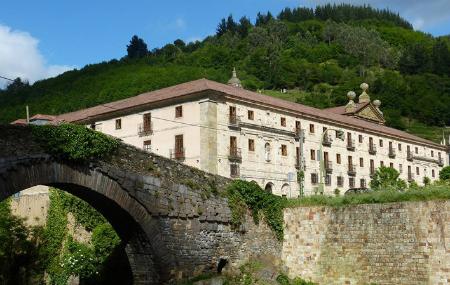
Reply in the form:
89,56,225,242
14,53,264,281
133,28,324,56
282,201,450,285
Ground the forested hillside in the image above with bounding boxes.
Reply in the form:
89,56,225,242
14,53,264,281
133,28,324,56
1,4,450,141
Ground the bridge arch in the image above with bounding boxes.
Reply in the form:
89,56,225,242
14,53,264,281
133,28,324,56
0,157,171,284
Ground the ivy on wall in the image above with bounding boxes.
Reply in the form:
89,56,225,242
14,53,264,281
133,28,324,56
226,180,286,240
31,124,119,161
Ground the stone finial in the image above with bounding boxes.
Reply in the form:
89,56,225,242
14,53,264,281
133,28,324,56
373,99,381,108
359,82,370,103
345,91,357,113
227,67,242,88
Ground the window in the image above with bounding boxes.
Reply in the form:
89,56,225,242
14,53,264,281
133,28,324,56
415,147,418,154
416,167,419,175
359,157,364,167
337,176,343,187
248,139,255,152
398,143,402,151
264,143,271,162
175,106,183,118
281,117,286,127
248,110,254,120
431,150,434,157
281,144,287,156
174,135,184,159
90,123,96,130
309,124,315,133
143,140,151,152
380,161,384,167
323,126,327,132
360,179,366,188
390,162,394,168
399,164,403,173
370,159,375,174
310,149,316,160
336,153,341,164
143,113,152,132
115,118,121,130
358,135,363,143
349,177,355,188
325,175,331,186
432,169,435,178
379,139,383,147
311,173,318,184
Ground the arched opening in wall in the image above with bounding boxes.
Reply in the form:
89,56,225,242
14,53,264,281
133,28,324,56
0,162,165,285
1,185,137,284
281,183,291,198
265,182,274,194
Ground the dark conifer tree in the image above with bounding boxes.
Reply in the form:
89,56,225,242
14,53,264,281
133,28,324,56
126,35,148,59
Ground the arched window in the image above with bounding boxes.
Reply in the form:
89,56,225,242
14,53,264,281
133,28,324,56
265,143,271,162
281,183,291,197
265,182,274,193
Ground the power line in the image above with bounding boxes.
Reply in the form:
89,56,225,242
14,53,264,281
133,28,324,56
0,75,15,82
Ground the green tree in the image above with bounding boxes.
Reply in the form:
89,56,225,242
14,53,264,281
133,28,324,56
440,166,450,181
399,43,430,74
431,39,450,75
370,166,407,191
126,35,148,59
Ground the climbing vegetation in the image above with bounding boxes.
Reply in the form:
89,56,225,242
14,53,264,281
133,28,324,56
226,180,286,240
31,124,119,161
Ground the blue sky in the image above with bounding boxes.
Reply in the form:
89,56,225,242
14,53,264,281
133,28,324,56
1,0,450,84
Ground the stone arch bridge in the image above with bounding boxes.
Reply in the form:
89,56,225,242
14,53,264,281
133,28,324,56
0,126,280,284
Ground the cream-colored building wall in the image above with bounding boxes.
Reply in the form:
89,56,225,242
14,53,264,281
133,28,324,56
85,93,445,197
216,99,445,196
90,100,202,169
10,185,50,227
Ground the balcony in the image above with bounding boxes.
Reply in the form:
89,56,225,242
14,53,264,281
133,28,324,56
230,164,240,178
325,161,333,174
228,115,241,129
408,172,415,182
138,122,153,137
388,148,396,158
407,151,414,161
170,148,185,161
322,135,332,147
346,139,355,151
438,158,444,167
368,144,377,155
228,147,242,162
347,164,356,176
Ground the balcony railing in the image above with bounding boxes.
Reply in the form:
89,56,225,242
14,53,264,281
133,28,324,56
322,135,332,147
407,151,414,161
228,115,240,128
228,147,242,162
138,122,153,137
388,148,396,158
325,161,333,174
347,164,356,176
230,164,240,178
346,139,355,151
438,158,444,167
408,172,415,182
170,148,185,161
368,143,377,155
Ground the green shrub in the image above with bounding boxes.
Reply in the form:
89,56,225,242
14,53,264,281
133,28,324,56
440,166,450,181
370,166,407,191
31,124,119,161
226,180,285,240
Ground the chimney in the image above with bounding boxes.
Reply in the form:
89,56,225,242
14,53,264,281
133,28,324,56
358,83,370,103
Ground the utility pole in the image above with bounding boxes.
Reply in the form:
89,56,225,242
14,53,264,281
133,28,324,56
26,106,30,124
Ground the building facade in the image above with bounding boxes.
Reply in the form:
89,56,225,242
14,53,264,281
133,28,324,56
19,73,448,197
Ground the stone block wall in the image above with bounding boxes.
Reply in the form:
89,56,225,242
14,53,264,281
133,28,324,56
282,201,450,285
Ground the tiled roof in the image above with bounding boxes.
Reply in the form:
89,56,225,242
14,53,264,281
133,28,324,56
54,78,444,149
10,118,27,125
30,114,57,121
324,102,369,115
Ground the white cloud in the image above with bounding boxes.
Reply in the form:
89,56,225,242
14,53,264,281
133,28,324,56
0,24,74,86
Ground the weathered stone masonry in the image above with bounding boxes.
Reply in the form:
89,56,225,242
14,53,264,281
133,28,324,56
282,201,450,285
0,125,281,285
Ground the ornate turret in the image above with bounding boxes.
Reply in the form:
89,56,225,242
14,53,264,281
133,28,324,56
227,67,242,88
345,91,357,113
358,83,370,103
